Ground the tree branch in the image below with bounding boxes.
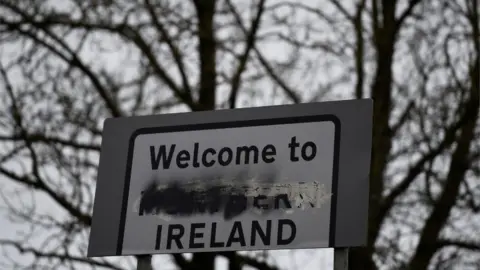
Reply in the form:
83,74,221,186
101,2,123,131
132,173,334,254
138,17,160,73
0,167,92,227
330,0,354,21
0,3,125,117
407,37,479,270
353,0,367,99
227,0,266,109
395,0,423,31
0,73,93,225
144,0,193,96
0,239,125,270
0,133,100,151
0,7,197,112
193,0,217,111
390,100,415,136
378,107,470,230
253,50,301,104
224,0,300,104
436,239,480,252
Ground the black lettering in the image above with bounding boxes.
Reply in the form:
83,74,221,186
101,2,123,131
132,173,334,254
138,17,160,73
274,194,292,209
155,225,162,250
210,222,225,248
202,148,216,167
226,221,246,247
218,147,233,166
261,144,276,163
251,220,271,245
189,223,205,249
150,145,176,170
176,150,190,168
193,142,200,168
167,224,184,249
235,146,259,164
288,137,300,162
301,141,317,161
253,195,269,210
277,219,296,245
151,143,282,170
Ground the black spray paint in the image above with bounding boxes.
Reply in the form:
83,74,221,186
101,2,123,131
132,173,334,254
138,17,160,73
138,172,286,220
137,171,331,220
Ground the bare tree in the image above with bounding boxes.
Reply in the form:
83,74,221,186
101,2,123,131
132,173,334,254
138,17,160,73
0,0,479,270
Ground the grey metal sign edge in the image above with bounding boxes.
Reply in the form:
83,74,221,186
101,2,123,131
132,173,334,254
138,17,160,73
87,98,373,257
333,99,372,247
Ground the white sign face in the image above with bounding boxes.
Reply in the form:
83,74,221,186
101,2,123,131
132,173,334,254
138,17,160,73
119,117,338,255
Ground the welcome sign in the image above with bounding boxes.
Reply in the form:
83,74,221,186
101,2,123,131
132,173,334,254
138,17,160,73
87,99,372,257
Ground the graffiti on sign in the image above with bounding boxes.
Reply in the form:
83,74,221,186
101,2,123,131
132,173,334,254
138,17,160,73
133,174,332,221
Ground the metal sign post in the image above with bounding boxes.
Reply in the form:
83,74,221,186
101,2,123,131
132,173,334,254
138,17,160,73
333,248,349,270
136,255,152,270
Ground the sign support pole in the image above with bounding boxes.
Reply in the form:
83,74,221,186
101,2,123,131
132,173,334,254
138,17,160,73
136,255,153,270
333,248,349,270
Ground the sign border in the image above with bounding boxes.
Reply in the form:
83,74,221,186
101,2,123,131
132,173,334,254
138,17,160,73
116,114,341,255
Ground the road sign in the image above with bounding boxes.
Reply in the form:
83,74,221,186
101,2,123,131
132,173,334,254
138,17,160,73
87,99,373,257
